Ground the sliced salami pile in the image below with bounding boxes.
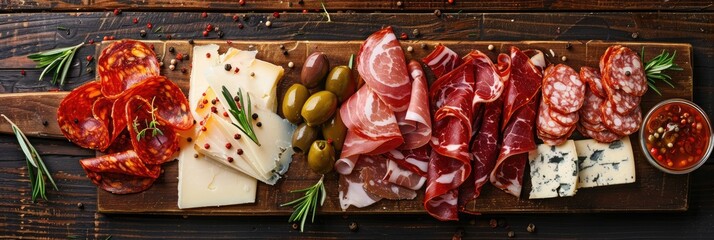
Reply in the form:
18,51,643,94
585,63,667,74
536,64,584,146
576,45,645,143
57,40,193,194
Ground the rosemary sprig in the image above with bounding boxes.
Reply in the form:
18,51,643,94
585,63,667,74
280,176,326,232
642,48,683,96
27,42,83,86
2,114,58,202
221,86,261,146
321,2,332,22
348,54,355,69
132,97,164,141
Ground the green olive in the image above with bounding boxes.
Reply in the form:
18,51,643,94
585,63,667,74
282,84,310,124
301,91,337,127
322,110,347,151
291,123,319,153
307,140,335,174
325,66,356,103
300,52,330,89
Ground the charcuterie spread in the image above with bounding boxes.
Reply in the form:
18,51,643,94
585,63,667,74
42,28,695,226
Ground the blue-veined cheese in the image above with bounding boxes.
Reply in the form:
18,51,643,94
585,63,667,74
574,136,636,188
527,140,579,199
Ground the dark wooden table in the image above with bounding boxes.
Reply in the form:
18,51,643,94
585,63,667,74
2,1,714,239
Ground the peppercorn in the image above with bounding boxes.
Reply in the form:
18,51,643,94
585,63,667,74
421,43,427,49
291,223,299,230
181,67,187,73
133,18,138,24
77,202,84,209
565,42,572,49
273,12,280,18
206,53,211,58
412,29,420,37
113,8,121,15
146,22,153,29
227,157,234,163
349,222,359,232
74,118,79,124
239,0,245,6
489,219,498,228
507,231,515,238
434,9,442,16
217,30,225,38
282,50,289,56
256,122,262,127
140,30,147,38
188,39,194,45
252,113,258,120
498,219,507,228
86,55,93,62
201,12,208,18
406,46,414,52
170,59,177,65
250,72,255,77
42,120,48,126
288,62,294,68
187,137,192,142
527,223,536,233
193,153,199,158
225,64,232,71
234,96,240,101
233,15,240,22
298,0,304,4
204,143,211,149
202,30,209,37
211,98,218,105
168,46,175,53
234,133,241,140
238,23,245,29
237,149,244,155
265,21,272,27
625,71,631,76
86,68,93,73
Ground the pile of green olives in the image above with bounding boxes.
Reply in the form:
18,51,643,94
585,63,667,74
282,52,355,174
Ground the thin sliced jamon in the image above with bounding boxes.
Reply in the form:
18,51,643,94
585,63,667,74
97,40,160,98
336,129,403,175
126,97,180,165
543,64,585,114
382,146,430,177
430,59,476,127
601,101,642,136
362,156,418,200
580,66,606,98
491,47,542,197
395,60,432,150
470,50,512,105
422,44,463,78
537,102,573,137
357,26,412,111
501,47,543,128
385,159,427,190
338,156,383,210
605,87,641,115
579,87,606,125
603,46,647,96
576,123,621,143
79,150,160,194
424,152,468,221
110,76,194,143
57,81,112,151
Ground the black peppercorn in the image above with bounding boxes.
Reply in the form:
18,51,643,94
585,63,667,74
77,202,84,209
252,113,258,120
349,222,359,232
237,149,244,155
256,122,262,127
527,223,536,233
74,118,79,124
291,223,299,230
217,30,225,38
42,120,49,126
225,64,232,71
140,30,147,38
282,50,289,56
625,71,631,76
565,42,572,49
187,137,192,142
234,96,240,101
183,54,190,60
498,219,507,228
188,39,194,45
168,46,175,53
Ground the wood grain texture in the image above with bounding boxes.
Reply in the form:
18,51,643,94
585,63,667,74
0,11,713,238
1,0,713,12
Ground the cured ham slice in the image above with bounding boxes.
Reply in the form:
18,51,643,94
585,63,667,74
338,156,383,210
361,156,418,200
425,152,465,221
470,51,512,105
382,146,430,177
490,47,542,197
357,26,412,112
395,61,432,150
422,44,463,78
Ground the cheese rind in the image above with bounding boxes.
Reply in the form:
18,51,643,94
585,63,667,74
574,137,636,188
528,140,579,199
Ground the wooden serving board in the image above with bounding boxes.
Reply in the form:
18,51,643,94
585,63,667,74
0,40,692,215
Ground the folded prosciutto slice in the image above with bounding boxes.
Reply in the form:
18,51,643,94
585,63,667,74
422,44,463,78
395,61,432,150
490,47,543,197
357,26,412,112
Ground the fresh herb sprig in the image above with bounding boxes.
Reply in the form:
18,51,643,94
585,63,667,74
27,42,83,86
2,114,58,202
348,54,355,69
132,97,164,141
642,48,683,96
222,86,261,146
321,2,332,23
280,176,326,232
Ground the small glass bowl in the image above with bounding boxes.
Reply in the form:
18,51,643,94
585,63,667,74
639,99,713,174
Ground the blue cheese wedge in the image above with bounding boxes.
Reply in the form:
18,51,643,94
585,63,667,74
574,136,636,188
528,140,579,199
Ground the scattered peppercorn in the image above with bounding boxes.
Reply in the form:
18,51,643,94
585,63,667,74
265,21,272,27
421,43,428,49
169,64,176,71
273,12,280,18
86,68,93,73
400,32,408,40
239,0,245,6
406,46,414,52
201,12,208,18
527,223,536,233
206,52,211,58
434,9,442,16
234,67,240,73
250,72,255,77
561,55,568,62
288,62,294,68
396,1,403,7
631,32,639,39
140,30,147,38
489,219,498,228
193,153,199,158
20,70,26,76
237,149,244,155
234,96,240,101
256,122,262,127
349,222,359,232
282,50,289,55
187,137,193,142
86,55,93,62
74,118,79,124
412,29,420,37
232,15,240,22
211,98,218,105
133,18,138,24
234,133,241,140
625,71,631,76
113,8,122,15
170,59,177,65
217,30,225,38
225,64,232,71
238,23,245,29
42,120,48,126
88,39,95,44
565,42,572,49
77,202,84,209
252,113,259,120
202,30,209,37
298,0,304,4
498,219,507,228
225,142,232,149
227,157,234,163
147,22,153,29
181,67,187,73
204,143,211,149
291,223,299,230
507,231,515,238
188,39,194,45
168,46,175,53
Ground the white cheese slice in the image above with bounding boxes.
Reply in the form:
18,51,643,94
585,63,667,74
177,135,257,209
527,140,579,199
574,136,636,188
189,44,220,120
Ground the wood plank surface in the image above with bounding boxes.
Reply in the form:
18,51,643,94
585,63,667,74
1,0,713,12
1,11,713,238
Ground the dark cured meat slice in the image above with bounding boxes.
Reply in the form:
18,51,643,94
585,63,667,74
357,26,412,111
57,81,112,151
490,47,542,197
361,156,417,200
603,46,647,96
395,60,432,150
110,76,194,143
79,150,160,194
600,101,642,136
425,152,466,221
97,40,160,98
470,50,512,105
501,47,543,129
461,96,503,213
580,66,606,99
126,97,180,165
422,44,463,78
542,64,585,114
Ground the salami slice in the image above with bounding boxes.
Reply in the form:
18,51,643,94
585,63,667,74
580,118,607,132
576,123,620,143
548,107,579,126
606,87,641,115
599,45,623,72
579,87,605,125
98,40,160,98
600,101,642,136
79,150,160,194
537,102,572,137
580,66,606,98
126,97,180,165
57,81,112,150
543,64,585,114
603,46,647,96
